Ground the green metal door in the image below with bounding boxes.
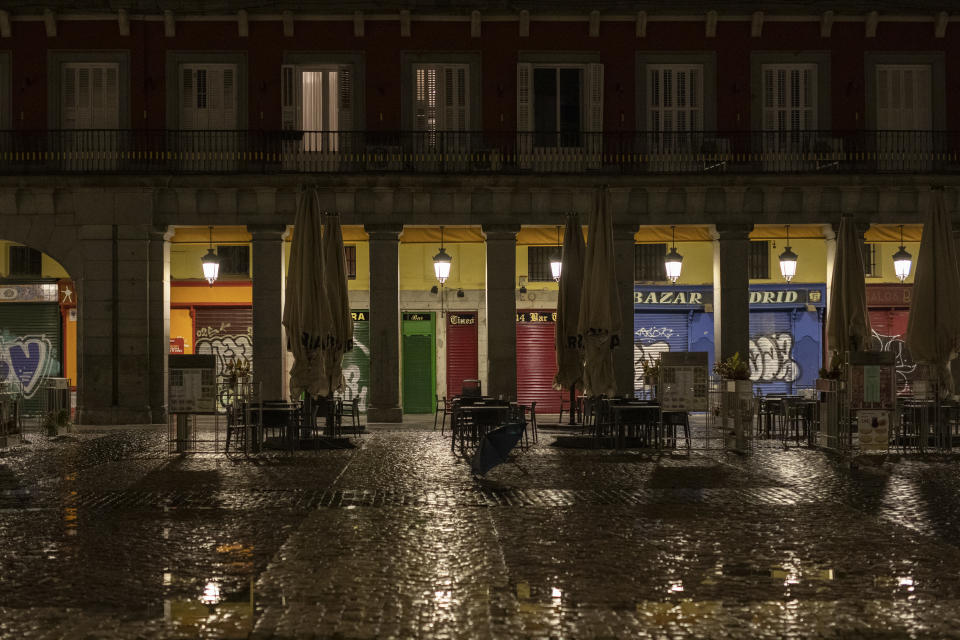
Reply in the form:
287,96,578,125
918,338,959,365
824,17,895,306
342,310,371,413
402,312,435,414
0,302,63,415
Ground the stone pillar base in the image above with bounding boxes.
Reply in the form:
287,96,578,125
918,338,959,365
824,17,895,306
366,407,403,423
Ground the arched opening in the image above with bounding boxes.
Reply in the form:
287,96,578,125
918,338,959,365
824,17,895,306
0,240,77,425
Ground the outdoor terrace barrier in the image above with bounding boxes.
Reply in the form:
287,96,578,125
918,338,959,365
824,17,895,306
0,130,957,175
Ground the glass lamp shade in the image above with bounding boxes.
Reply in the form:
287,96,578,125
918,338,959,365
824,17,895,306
550,252,562,282
778,246,798,282
892,245,912,282
433,247,452,284
664,247,683,283
201,248,220,285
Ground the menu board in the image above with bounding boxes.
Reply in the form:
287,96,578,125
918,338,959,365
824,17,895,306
169,355,217,414
659,352,709,412
857,410,890,452
848,352,896,410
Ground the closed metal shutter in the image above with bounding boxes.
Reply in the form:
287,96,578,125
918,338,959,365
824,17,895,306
341,310,370,413
402,313,435,414
633,311,689,394
750,311,796,396
870,309,913,393
446,312,478,400
516,312,560,414
0,303,62,415
403,334,434,413
194,307,254,385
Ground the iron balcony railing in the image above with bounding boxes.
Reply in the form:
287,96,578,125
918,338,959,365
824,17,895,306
0,129,957,175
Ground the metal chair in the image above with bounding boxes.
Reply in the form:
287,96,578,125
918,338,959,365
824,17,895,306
435,395,453,434
339,397,363,437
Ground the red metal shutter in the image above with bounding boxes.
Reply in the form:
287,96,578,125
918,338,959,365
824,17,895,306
516,312,560,413
446,312,478,400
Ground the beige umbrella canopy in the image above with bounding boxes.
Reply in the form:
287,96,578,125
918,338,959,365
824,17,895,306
317,212,354,396
577,187,622,397
826,216,872,364
282,187,326,399
906,188,960,396
553,213,586,392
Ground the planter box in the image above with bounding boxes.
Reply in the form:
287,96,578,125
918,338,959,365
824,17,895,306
720,379,753,450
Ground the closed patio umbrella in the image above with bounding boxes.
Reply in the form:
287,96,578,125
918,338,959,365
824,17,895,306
317,212,354,397
553,213,586,397
577,187,621,397
826,216,872,365
282,187,326,399
906,188,960,397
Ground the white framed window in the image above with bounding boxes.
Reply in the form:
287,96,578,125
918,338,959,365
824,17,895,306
180,63,236,130
517,62,603,148
762,64,817,131
877,65,931,130
281,64,353,152
62,63,119,129
414,64,468,133
648,65,702,132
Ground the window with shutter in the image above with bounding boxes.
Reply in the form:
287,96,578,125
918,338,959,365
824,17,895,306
762,64,816,132
180,63,237,130
61,63,120,129
278,64,353,152
518,63,602,149
648,65,702,133
876,64,933,171
414,63,469,150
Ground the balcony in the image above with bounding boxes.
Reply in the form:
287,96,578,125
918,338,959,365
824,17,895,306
0,129,955,175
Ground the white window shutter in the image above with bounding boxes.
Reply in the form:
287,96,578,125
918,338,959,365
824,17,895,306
517,62,533,132
76,67,91,129
181,66,196,130
103,66,119,128
916,66,931,129
414,65,430,131
62,66,77,128
280,64,300,130
586,63,603,132
441,65,468,131
337,64,353,132
222,66,236,129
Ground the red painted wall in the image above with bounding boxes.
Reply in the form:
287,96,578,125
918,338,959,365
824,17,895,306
4,15,959,132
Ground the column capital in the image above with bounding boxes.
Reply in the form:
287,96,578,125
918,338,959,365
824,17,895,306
247,224,287,241
149,224,173,242
711,223,753,241
364,223,403,240
482,223,520,240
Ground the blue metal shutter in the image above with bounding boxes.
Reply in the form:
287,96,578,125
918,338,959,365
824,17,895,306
688,311,715,377
633,312,689,395
792,309,822,391
749,310,795,396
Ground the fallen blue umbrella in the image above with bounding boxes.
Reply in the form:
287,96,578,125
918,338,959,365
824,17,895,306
471,422,525,476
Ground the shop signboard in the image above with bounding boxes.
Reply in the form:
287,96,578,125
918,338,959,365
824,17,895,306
659,352,709,412
169,354,217,414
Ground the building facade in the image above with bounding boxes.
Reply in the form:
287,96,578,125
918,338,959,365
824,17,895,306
0,0,952,422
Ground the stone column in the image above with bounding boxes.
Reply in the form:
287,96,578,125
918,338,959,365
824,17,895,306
248,225,287,402
77,224,153,424
365,224,403,422
713,224,753,364
613,224,637,395
483,224,520,400
148,225,172,423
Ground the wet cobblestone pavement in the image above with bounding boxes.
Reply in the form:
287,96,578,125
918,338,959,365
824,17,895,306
4,420,960,638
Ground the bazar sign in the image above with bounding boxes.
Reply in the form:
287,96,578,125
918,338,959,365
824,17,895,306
634,288,823,306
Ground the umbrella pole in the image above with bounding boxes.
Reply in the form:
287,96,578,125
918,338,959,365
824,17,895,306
569,385,577,426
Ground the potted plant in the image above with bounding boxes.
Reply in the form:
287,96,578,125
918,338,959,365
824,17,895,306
640,358,661,400
713,352,752,451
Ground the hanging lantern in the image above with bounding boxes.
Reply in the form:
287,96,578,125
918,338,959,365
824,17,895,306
433,226,452,285
892,224,912,282
550,225,562,282
664,225,683,283
778,224,798,282
201,226,220,286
